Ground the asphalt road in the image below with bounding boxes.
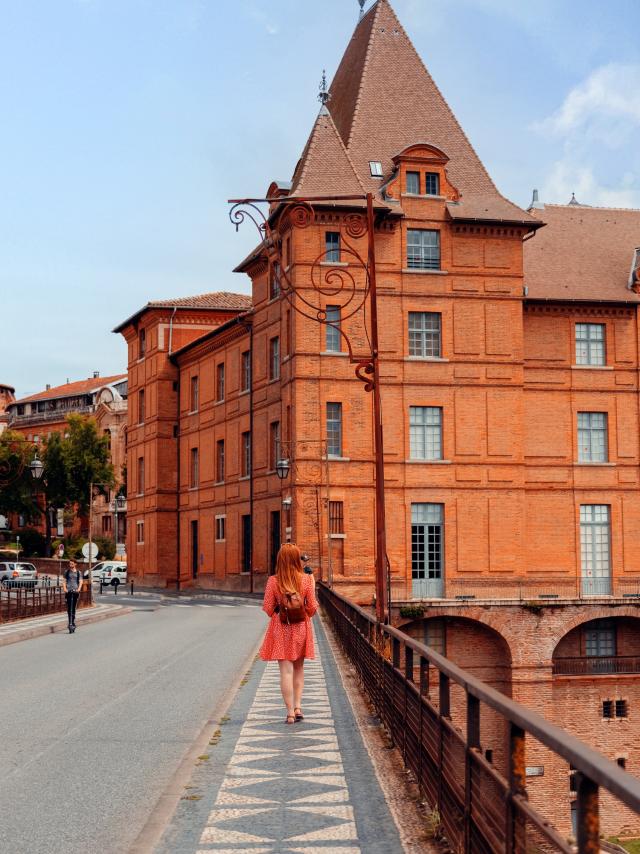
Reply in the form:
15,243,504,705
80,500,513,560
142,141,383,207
0,593,265,854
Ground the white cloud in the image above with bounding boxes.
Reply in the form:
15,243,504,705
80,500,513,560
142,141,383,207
534,63,640,207
534,63,640,145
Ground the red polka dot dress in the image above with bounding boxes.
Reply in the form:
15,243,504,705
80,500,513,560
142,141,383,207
260,574,317,661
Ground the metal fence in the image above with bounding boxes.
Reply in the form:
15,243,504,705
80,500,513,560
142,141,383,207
0,586,90,622
553,655,640,676
318,583,640,854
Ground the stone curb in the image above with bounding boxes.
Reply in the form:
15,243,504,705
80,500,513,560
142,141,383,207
0,604,132,648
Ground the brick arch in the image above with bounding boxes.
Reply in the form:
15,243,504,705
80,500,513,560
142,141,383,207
399,606,516,660
549,607,640,660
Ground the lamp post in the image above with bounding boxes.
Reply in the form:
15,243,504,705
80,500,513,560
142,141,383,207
230,192,389,621
274,439,333,587
114,493,126,556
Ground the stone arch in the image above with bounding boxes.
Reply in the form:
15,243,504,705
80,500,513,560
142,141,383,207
545,606,640,662
399,605,518,657
552,611,640,667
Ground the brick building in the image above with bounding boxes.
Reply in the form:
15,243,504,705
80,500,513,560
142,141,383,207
0,382,15,435
116,0,640,836
6,373,128,543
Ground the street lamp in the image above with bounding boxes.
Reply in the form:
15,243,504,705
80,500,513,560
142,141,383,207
29,453,44,481
230,192,390,621
276,458,290,480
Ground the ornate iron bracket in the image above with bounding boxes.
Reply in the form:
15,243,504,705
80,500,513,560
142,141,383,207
229,195,376,391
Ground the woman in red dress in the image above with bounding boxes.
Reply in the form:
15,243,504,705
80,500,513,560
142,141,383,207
260,544,318,724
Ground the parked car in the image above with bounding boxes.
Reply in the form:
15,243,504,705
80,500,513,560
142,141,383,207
0,562,38,589
85,562,127,587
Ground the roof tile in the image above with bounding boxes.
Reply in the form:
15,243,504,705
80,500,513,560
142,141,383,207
15,374,127,406
524,204,640,302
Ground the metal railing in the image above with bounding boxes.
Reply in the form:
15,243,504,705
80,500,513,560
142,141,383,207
553,655,640,676
0,586,90,622
319,583,640,854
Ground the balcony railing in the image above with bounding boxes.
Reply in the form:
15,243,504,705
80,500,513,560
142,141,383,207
9,406,93,426
553,655,640,676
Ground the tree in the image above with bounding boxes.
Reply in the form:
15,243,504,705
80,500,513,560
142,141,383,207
40,431,71,555
0,431,39,521
61,414,115,514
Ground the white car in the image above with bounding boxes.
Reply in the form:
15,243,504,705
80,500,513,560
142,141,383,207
88,561,127,587
0,562,38,589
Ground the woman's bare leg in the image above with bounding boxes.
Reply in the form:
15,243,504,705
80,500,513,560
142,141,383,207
278,660,295,716
293,656,305,712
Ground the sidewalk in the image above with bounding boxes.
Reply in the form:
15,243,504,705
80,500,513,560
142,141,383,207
155,618,405,854
0,602,131,646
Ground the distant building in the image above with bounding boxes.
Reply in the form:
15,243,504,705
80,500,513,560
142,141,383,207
115,0,640,837
7,373,128,545
0,382,15,435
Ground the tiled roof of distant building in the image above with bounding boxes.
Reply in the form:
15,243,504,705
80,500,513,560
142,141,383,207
113,291,252,333
524,204,640,302
14,374,127,405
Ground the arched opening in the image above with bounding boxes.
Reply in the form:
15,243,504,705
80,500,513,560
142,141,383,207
402,616,512,772
553,617,640,676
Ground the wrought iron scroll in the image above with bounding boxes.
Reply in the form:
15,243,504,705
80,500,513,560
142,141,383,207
229,197,375,391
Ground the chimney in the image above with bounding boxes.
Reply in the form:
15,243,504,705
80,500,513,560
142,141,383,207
529,189,544,210
93,371,100,379
46,384,51,391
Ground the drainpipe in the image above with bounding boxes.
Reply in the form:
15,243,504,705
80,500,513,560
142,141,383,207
168,305,178,355
248,321,254,594
175,371,181,592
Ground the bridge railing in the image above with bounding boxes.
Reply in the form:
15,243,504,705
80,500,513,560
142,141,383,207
318,582,640,854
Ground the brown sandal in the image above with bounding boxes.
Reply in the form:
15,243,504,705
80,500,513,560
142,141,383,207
285,714,296,725
294,708,304,721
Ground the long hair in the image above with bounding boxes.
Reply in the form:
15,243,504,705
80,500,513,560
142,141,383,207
275,544,304,596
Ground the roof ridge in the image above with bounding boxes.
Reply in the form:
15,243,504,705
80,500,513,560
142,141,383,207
543,203,640,213
291,106,367,197
327,108,367,193
372,0,498,195
344,0,381,151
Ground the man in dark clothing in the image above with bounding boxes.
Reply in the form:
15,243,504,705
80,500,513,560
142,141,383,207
62,560,83,633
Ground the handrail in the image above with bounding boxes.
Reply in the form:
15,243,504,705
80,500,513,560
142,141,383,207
319,582,640,852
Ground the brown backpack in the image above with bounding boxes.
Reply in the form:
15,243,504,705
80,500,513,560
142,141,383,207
279,589,306,625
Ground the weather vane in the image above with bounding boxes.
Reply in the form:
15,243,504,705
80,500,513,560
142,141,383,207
318,69,330,106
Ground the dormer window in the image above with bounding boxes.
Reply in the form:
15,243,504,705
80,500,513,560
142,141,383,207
425,172,440,195
406,171,420,194
369,161,383,178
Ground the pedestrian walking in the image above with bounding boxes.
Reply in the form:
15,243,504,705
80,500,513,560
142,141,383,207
260,543,317,724
62,560,83,634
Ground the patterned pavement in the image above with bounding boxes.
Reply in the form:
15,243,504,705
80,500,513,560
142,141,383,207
156,619,404,854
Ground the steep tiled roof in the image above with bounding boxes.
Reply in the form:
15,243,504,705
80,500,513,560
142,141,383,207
113,291,252,332
292,0,537,226
15,374,127,406
291,106,366,198
524,204,640,302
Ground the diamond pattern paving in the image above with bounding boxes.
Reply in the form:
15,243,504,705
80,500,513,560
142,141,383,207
157,620,405,854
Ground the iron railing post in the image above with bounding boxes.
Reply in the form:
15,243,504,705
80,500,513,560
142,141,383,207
507,723,526,854
465,694,481,853
576,773,599,854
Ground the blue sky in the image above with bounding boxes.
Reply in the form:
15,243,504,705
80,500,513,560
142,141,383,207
1,0,639,398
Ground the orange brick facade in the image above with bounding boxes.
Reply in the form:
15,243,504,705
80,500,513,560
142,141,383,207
115,0,640,838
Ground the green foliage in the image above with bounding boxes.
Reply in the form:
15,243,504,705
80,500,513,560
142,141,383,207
0,431,40,520
94,536,116,560
17,528,46,557
399,605,425,619
61,415,114,513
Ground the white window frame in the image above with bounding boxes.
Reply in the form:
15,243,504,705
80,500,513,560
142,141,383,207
136,520,144,545
409,406,443,460
575,323,606,366
408,312,441,358
577,412,608,462
215,515,226,542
